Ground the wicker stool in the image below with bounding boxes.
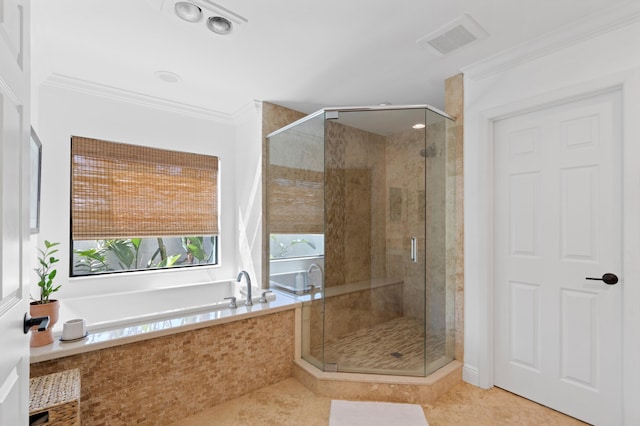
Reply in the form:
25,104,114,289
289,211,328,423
29,369,80,426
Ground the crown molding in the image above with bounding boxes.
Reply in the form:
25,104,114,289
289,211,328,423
462,1,640,80
41,73,234,123
231,99,262,124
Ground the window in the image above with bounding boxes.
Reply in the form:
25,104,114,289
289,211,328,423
70,136,219,276
268,165,323,234
270,234,324,259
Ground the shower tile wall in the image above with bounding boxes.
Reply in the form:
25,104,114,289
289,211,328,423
318,120,400,350
324,125,346,288
325,120,387,287
445,73,464,362
386,128,428,322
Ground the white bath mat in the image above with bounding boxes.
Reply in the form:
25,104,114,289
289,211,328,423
329,400,429,426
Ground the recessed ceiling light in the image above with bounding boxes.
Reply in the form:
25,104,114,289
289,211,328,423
207,16,233,35
154,1,248,36
174,2,202,22
413,123,426,129
378,102,392,106
154,70,182,83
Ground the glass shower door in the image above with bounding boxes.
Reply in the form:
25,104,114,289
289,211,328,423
424,108,457,373
267,112,326,371
322,108,428,376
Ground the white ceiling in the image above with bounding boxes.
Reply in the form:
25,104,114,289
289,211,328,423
32,0,631,117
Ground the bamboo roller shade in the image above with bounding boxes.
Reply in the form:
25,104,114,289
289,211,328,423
71,136,219,240
268,165,323,234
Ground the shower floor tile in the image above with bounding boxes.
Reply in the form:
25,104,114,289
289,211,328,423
309,317,447,374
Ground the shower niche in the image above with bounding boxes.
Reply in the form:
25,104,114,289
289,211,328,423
267,106,457,377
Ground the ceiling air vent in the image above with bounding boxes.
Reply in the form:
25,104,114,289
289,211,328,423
417,14,488,56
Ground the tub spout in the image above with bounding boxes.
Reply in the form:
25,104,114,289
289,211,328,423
307,263,323,291
237,270,253,306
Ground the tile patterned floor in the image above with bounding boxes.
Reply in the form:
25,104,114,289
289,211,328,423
309,316,447,375
173,377,587,426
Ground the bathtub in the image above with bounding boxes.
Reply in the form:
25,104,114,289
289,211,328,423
56,280,276,333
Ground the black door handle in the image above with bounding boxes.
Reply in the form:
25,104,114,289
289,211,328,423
585,273,619,285
24,313,50,334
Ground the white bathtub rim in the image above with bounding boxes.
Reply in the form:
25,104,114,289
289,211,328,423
61,278,237,302
54,279,272,334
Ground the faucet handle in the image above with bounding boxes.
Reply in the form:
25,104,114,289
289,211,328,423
259,291,273,303
224,296,237,309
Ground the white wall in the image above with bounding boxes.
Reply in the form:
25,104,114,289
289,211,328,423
34,83,244,299
463,6,640,423
233,101,264,286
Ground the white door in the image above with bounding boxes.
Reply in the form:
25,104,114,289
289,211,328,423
494,90,622,425
0,0,31,424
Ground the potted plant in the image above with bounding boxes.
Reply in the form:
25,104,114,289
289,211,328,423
30,240,61,347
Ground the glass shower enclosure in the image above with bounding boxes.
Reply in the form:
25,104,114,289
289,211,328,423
267,105,456,377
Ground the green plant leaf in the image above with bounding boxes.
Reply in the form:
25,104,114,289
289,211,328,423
183,236,207,261
131,238,141,249
44,240,60,249
36,240,61,302
74,247,109,273
207,236,216,262
157,254,181,268
104,239,136,269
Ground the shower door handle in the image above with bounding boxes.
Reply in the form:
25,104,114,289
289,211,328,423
410,237,417,263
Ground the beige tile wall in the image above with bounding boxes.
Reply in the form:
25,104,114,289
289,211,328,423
324,120,387,288
385,126,429,322
30,310,295,426
444,74,464,362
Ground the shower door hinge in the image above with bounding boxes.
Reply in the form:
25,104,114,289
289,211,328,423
325,363,338,372
325,111,339,120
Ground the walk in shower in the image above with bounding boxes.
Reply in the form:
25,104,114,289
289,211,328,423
267,105,457,377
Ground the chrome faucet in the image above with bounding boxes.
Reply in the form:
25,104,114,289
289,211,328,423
307,263,323,290
237,270,253,306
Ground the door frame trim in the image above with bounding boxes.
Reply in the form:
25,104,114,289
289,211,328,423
466,68,640,423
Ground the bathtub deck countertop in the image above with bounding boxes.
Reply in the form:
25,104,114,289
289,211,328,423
272,276,404,303
30,294,300,363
